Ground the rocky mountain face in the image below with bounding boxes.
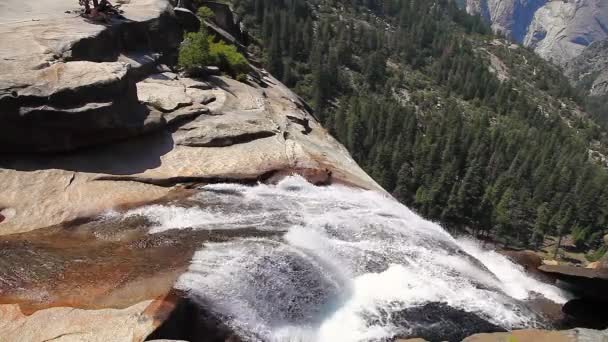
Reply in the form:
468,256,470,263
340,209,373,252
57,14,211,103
523,0,607,66
464,0,547,42
563,39,608,96
0,0,381,340
463,0,608,95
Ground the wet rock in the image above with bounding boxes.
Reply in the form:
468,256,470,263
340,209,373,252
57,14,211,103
391,303,507,342
562,298,608,330
539,263,608,329
146,295,241,342
526,294,567,328
501,250,555,283
539,264,608,300
266,168,332,186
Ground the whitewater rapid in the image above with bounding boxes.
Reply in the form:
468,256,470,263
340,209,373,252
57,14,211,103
122,176,568,341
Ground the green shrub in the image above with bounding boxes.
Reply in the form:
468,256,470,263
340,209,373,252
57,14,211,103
178,24,249,79
178,30,212,73
587,245,607,262
197,6,215,21
208,39,250,77
236,73,248,83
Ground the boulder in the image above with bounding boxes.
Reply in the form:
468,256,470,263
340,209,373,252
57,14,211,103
543,259,559,266
137,80,193,112
562,298,608,330
538,262,608,328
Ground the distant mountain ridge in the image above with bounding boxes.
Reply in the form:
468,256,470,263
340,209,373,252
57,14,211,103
462,0,608,95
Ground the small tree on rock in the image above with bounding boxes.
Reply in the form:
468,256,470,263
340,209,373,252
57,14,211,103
178,30,212,74
197,6,215,21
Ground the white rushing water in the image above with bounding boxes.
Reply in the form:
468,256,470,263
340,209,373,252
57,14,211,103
122,176,569,341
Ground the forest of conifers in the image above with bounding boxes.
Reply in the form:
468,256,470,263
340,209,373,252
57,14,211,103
231,0,608,259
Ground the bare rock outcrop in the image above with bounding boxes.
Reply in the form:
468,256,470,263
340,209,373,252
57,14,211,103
563,39,608,96
0,1,383,340
0,0,183,153
0,61,164,153
465,0,547,42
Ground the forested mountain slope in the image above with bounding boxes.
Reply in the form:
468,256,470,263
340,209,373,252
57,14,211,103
232,0,608,258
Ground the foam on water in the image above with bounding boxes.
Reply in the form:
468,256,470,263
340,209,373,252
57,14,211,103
120,176,569,341
456,238,570,304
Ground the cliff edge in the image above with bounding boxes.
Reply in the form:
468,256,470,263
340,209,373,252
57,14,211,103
0,1,382,340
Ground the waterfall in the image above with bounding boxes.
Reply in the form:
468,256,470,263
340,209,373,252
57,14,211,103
123,176,568,341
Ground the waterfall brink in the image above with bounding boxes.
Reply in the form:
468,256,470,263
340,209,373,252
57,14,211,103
126,176,568,342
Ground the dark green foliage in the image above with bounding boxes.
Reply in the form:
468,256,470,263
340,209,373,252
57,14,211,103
178,12,249,79
208,38,250,77
197,6,215,21
234,0,608,251
587,245,607,262
178,30,212,73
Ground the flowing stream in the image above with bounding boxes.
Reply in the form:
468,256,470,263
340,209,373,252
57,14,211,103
124,176,568,341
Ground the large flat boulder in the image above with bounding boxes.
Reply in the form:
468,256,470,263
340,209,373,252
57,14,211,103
0,300,161,342
0,0,182,153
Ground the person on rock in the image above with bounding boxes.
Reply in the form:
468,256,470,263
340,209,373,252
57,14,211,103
79,0,118,22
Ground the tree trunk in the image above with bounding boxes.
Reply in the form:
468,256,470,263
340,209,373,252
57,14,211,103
554,234,563,259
